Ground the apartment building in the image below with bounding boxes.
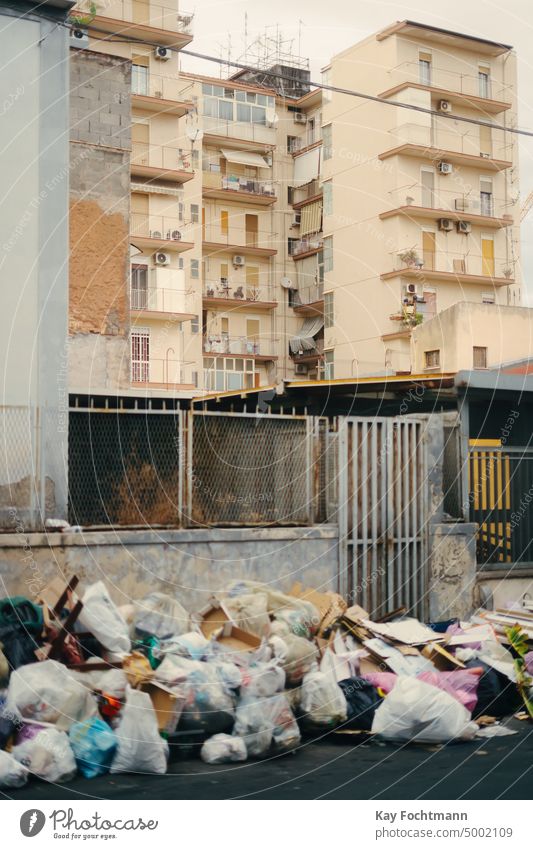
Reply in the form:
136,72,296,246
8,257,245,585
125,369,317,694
320,20,520,377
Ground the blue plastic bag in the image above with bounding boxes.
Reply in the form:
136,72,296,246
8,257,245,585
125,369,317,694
69,717,117,779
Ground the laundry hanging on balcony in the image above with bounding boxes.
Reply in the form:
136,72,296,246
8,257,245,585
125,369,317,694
220,149,271,168
289,317,324,354
292,147,321,188
300,200,323,237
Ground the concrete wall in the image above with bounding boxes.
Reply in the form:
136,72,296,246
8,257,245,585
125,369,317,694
0,526,340,613
69,49,132,393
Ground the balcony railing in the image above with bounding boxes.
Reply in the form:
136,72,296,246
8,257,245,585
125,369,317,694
202,171,276,198
73,1,194,35
131,142,193,174
387,60,512,102
131,358,195,387
202,226,276,251
387,122,511,160
291,180,322,205
130,212,193,242
130,286,194,313
290,236,323,257
386,187,511,220
202,115,277,145
203,335,277,357
203,280,275,303
388,250,514,281
131,73,194,102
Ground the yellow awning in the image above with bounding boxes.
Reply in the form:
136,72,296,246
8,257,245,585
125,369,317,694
300,200,323,236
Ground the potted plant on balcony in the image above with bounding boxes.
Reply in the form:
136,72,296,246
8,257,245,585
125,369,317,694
399,249,422,268
502,266,513,279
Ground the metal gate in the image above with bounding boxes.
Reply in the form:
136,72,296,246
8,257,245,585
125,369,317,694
337,417,429,618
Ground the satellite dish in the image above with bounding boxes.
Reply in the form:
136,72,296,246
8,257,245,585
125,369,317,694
281,276,295,289
186,121,203,142
265,108,278,127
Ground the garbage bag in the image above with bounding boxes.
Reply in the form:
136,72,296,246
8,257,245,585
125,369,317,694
0,696,17,748
300,664,348,728
0,749,28,788
69,717,117,779
282,633,318,685
110,687,168,774
233,693,274,757
371,676,478,743
79,581,131,655
134,592,189,640
6,659,97,730
0,596,43,635
162,631,210,660
242,662,285,698
0,623,42,671
338,677,383,730
201,733,247,764
464,659,522,718
223,592,271,638
225,581,319,640
0,643,9,686
12,727,77,783
418,670,480,713
269,693,301,752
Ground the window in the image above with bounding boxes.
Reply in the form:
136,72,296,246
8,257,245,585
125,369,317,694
203,357,255,391
218,99,233,121
479,66,491,98
419,52,432,86
221,317,229,335
190,316,199,333
324,350,334,379
324,292,334,329
287,186,294,204
190,204,199,223
473,346,488,369
480,122,492,157
481,235,495,276
307,117,316,146
191,150,199,169
424,349,440,369
178,202,184,222
288,237,298,256
482,292,495,304
190,259,199,279
323,124,332,160
323,236,333,272
317,250,325,283
131,264,148,309
203,97,218,118
287,135,299,153
220,210,228,236
480,177,493,216
323,181,333,217
131,328,150,382
131,63,148,96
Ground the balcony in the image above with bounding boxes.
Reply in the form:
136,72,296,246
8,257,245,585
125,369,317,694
290,236,323,260
379,61,512,113
382,122,512,170
291,337,324,363
202,172,277,205
289,132,322,156
72,2,194,48
203,280,277,310
202,226,277,258
291,284,324,316
203,335,277,360
380,188,513,230
131,74,194,117
202,116,277,148
291,180,322,208
131,358,196,390
382,250,515,287
131,143,195,183
130,286,196,318
130,213,194,252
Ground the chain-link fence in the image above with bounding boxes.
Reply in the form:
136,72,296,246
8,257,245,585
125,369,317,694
68,409,184,527
0,406,38,528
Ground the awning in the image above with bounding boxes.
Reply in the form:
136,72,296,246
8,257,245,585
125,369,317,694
220,148,270,168
292,147,321,187
300,200,323,237
289,316,324,354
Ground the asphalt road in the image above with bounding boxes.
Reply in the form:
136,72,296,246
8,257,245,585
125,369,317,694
3,720,532,801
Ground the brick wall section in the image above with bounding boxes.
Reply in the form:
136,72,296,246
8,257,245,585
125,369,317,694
69,49,131,383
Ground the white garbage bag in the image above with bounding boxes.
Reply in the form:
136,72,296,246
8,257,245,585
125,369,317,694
201,733,247,764
300,660,348,727
233,694,274,757
0,749,28,788
282,633,318,685
79,581,131,654
223,592,271,638
6,660,97,730
12,727,77,783
371,676,478,743
244,662,285,698
110,687,168,774
134,592,190,639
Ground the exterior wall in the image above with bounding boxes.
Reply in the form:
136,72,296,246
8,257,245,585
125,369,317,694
0,526,340,611
428,523,478,621
0,2,71,527
411,302,533,373
69,49,132,393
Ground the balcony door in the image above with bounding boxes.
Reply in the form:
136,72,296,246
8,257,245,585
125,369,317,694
131,192,149,239
131,264,148,310
481,236,495,277
131,120,149,166
418,52,432,86
131,328,150,383
246,318,260,354
422,230,436,271
420,168,435,208
245,213,258,247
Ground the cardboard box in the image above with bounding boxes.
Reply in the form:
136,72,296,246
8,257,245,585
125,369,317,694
194,598,234,639
215,623,262,652
422,642,465,670
141,681,185,735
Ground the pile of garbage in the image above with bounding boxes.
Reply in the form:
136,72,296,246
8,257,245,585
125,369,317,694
0,576,531,788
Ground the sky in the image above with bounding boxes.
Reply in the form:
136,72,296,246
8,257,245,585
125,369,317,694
181,0,533,300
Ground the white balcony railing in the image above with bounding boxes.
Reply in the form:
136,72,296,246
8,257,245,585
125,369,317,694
387,186,511,220
290,236,323,257
131,357,195,387
202,171,276,198
387,60,512,102
389,250,514,280
130,286,194,313
203,280,275,303
291,284,324,306
131,142,193,174
203,335,277,357
131,73,194,102
130,212,193,242
387,122,511,160
73,1,194,35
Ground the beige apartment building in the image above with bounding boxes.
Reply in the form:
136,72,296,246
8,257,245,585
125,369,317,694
71,8,523,393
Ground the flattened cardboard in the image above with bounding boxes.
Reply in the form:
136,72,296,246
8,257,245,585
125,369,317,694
141,681,184,735
422,642,465,670
215,624,261,652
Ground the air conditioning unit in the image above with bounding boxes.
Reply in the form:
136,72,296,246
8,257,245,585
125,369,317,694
154,46,172,60
438,218,454,231
438,100,452,112
69,27,89,49
232,255,245,267
292,213,301,227
154,251,170,266
457,221,472,234
169,230,181,241
438,162,453,175
294,112,307,124
406,283,417,295
295,363,309,375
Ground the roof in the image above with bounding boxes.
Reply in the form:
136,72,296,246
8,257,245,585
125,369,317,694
376,19,512,55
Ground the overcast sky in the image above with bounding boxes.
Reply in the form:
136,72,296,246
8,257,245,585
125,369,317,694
182,0,533,299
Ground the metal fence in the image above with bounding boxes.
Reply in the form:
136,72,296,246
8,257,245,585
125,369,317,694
0,405,39,529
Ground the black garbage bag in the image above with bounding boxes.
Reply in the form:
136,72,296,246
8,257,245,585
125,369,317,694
338,677,384,730
0,623,41,671
464,659,522,718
